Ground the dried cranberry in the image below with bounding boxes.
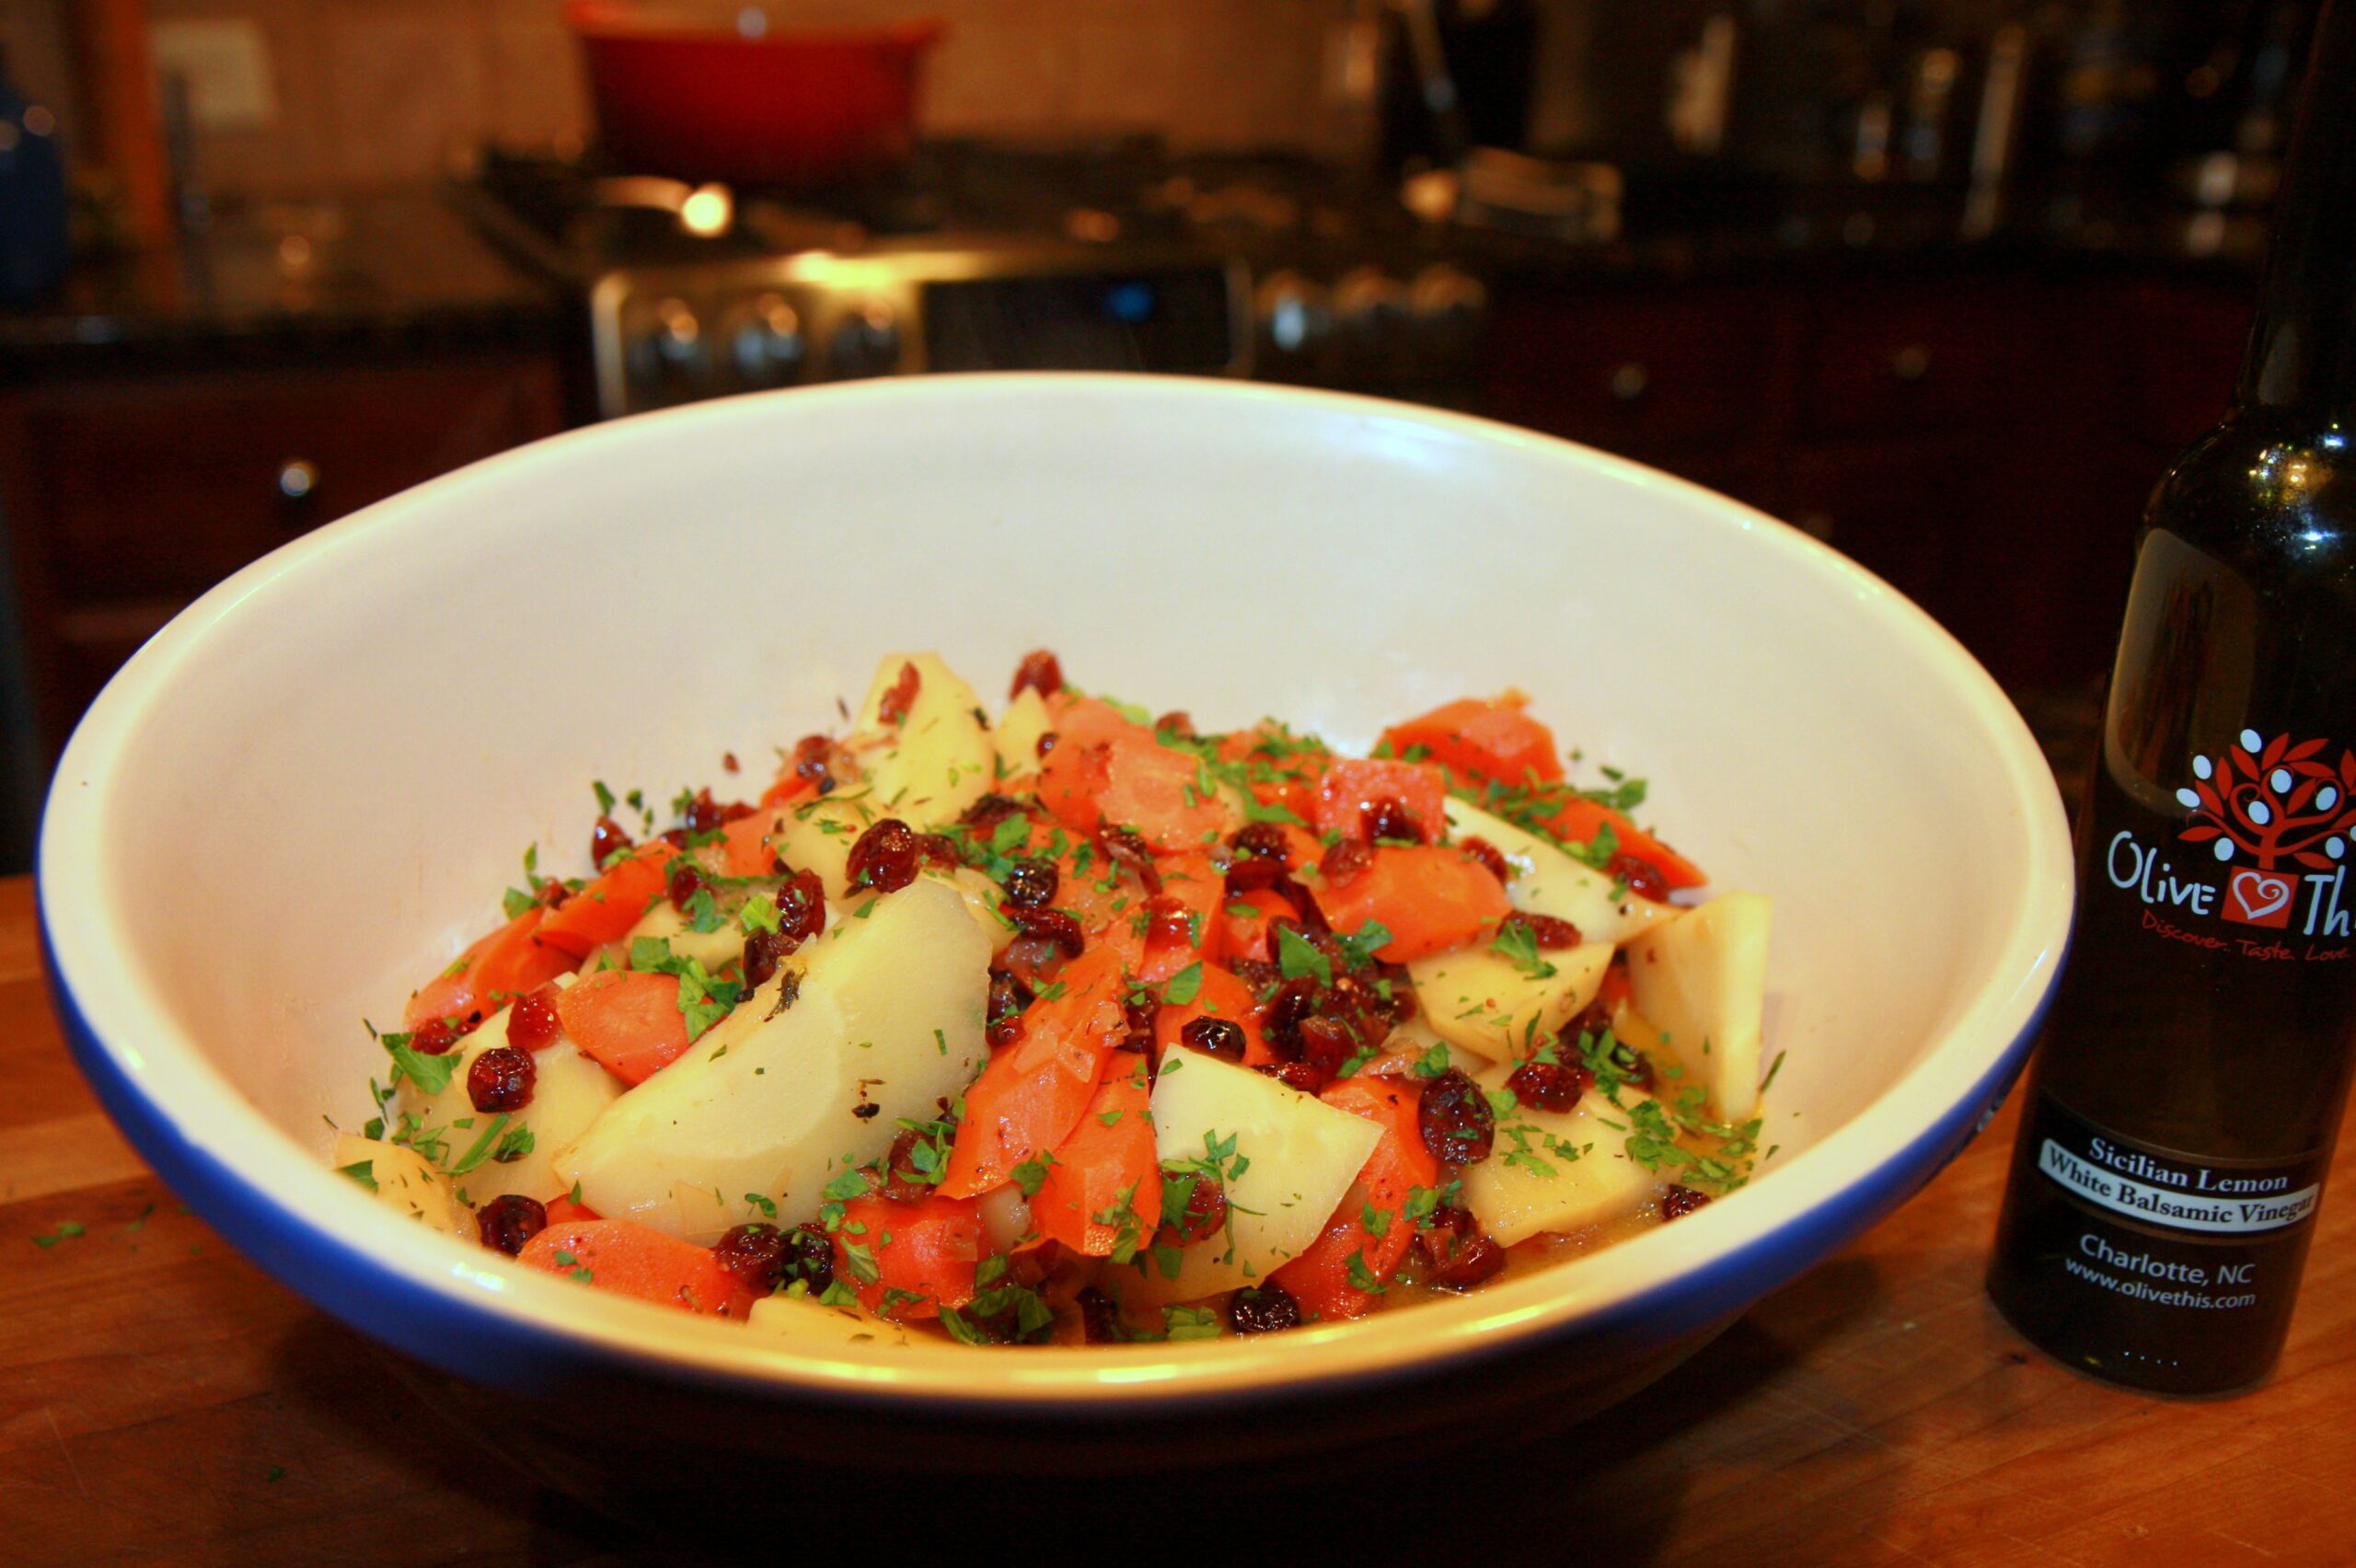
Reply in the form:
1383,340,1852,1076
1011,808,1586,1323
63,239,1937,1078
1035,731,1059,758
1418,1067,1495,1165
1320,837,1375,886
961,793,1027,831
1224,853,1285,894
881,1128,937,1205
1296,1015,1362,1078
1010,650,1065,700
1460,836,1513,885
680,788,726,836
1419,1205,1507,1290
1279,876,1333,933
1254,1060,1325,1093
713,1223,793,1294
1228,1283,1301,1333
1661,1185,1712,1221
774,869,826,948
1506,1057,1593,1113
780,1226,835,1292
1002,859,1059,908
1077,1286,1125,1343
1004,904,1085,957
845,818,920,894
1180,1016,1247,1062
1502,911,1584,949
467,1046,536,1114
590,814,632,867
791,734,841,794
409,1016,464,1056
1228,958,1282,994
1361,797,1425,844
1259,974,1321,1056
1159,1171,1228,1245
1097,827,1161,894
666,859,705,910
722,751,741,773
476,1194,547,1256
1380,968,1420,1023
917,833,962,870
719,801,756,824
876,661,921,726
742,929,790,989
1608,852,1672,904
987,971,1034,1048
506,986,563,1052
1155,710,1195,738
1233,821,1292,859
1144,896,1194,949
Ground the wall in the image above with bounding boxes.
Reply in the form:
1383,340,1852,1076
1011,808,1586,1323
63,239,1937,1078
0,0,1351,197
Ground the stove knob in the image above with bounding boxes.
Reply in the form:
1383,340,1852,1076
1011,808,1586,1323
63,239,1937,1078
1409,264,1488,367
1410,264,1486,328
1252,270,1333,381
627,297,710,402
729,294,806,388
1332,268,1412,380
826,302,901,380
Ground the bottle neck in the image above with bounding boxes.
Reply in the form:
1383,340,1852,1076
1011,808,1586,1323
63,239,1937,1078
2238,0,2356,424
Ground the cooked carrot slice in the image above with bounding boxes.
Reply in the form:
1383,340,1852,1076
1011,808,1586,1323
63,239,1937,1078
1380,695,1564,787
939,947,1128,1198
1309,845,1511,962
1313,756,1449,844
535,843,678,960
518,1217,755,1318
1151,963,1277,1066
1032,1063,1161,1257
833,1193,987,1320
1274,1077,1440,1321
404,907,575,1029
555,968,691,1086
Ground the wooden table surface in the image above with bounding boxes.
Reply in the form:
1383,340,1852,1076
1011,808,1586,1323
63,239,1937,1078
6,872,2354,1568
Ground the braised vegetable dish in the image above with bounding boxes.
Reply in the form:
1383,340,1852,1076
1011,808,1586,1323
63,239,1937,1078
330,651,1773,1345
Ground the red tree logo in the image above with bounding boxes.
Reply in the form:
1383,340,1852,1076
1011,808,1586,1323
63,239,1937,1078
2177,729,2356,871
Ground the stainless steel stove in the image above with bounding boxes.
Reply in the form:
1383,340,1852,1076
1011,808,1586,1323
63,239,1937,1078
457,140,1487,419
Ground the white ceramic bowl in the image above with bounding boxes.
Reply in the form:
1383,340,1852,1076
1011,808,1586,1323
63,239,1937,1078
41,375,2071,1475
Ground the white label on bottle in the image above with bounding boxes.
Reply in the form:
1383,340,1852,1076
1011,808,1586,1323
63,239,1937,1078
2038,1138,2320,1234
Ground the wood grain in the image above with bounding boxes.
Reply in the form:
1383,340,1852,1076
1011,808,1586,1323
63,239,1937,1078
4,873,2352,1567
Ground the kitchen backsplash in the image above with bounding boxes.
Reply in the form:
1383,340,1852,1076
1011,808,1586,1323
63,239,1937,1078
0,0,1353,195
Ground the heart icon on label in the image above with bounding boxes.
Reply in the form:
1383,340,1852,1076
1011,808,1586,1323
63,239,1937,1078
2226,869,2295,928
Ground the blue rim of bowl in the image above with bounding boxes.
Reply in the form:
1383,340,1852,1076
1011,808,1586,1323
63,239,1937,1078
42,883,2067,1422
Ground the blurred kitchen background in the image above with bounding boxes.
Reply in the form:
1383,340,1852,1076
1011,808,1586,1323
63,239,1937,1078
0,0,2318,869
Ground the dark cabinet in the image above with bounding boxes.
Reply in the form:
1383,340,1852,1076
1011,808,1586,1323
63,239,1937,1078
0,352,564,758
1478,268,2249,692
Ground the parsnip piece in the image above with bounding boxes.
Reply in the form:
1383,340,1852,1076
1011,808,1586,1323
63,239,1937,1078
1406,940,1613,1061
768,791,885,903
995,687,1053,778
1443,797,1680,945
554,878,988,1234
1132,1047,1382,1302
1623,892,1773,1121
1457,1066,1664,1247
748,1291,918,1348
391,1000,622,1205
851,653,995,828
331,1134,472,1240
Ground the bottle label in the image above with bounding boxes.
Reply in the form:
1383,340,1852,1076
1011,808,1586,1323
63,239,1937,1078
2103,725,2356,963
2029,1095,2327,1239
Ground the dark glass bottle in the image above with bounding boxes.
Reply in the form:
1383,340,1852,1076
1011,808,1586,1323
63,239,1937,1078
1986,0,2356,1397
